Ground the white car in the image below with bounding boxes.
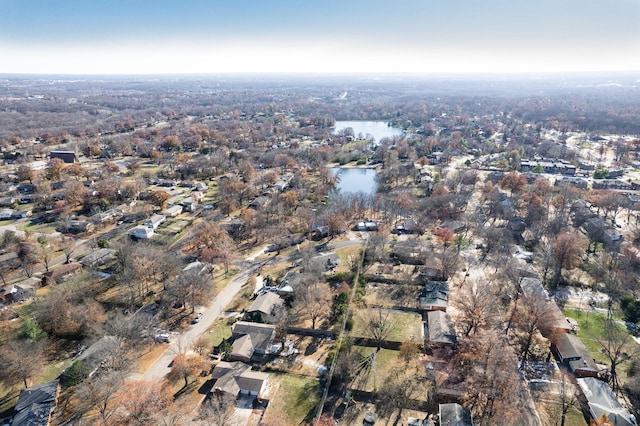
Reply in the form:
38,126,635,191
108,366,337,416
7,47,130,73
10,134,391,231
511,245,534,263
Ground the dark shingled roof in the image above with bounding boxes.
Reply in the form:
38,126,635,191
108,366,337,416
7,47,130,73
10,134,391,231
14,379,60,426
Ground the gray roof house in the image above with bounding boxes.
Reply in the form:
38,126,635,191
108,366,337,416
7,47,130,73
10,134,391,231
419,281,448,313
439,403,474,426
308,252,340,271
13,379,60,426
427,310,457,348
577,377,636,426
230,321,275,361
246,292,285,323
554,334,601,377
211,361,268,397
552,333,601,378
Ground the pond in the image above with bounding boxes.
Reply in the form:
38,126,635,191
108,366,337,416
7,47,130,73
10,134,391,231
333,121,404,145
330,167,378,196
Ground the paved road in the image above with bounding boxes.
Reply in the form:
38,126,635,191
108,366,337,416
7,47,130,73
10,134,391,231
137,263,259,382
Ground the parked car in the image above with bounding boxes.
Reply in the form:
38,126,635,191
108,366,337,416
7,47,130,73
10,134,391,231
191,313,203,324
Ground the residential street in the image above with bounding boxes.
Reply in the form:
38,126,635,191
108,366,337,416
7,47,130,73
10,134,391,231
135,262,259,382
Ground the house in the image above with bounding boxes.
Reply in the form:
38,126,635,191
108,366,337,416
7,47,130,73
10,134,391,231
49,150,77,164
180,196,198,212
195,182,208,192
246,292,285,323
592,179,632,190
551,333,601,378
42,262,82,286
63,220,94,234
438,220,466,234
419,281,449,313
144,214,166,229
0,282,36,304
0,208,16,220
356,219,380,231
308,252,340,271
577,377,636,426
312,225,329,240
393,218,422,235
0,251,20,270
80,248,115,268
272,233,306,250
129,225,154,240
182,260,213,275
90,209,117,224
249,196,271,210
519,158,576,175
162,205,183,217
12,379,60,426
419,258,444,279
230,321,276,361
0,197,15,207
582,217,623,244
438,403,474,426
391,240,428,265
427,310,457,348
210,361,268,398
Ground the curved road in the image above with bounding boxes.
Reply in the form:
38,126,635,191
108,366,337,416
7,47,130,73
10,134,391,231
137,263,259,382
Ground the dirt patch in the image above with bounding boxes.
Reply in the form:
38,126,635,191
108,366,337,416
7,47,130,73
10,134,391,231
131,344,171,374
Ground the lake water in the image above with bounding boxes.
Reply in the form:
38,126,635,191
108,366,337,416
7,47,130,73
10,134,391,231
330,167,378,196
333,121,404,144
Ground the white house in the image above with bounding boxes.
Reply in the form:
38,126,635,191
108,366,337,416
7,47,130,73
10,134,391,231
162,205,183,217
144,214,166,229
129,226,154,240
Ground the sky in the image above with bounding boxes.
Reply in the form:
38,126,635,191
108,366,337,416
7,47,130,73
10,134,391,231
1,0,639,75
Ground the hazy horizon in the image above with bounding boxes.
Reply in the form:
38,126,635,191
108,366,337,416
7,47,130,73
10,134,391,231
2,0,639,75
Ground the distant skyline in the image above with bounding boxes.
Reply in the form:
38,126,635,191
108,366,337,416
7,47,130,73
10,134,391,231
1,0,639,75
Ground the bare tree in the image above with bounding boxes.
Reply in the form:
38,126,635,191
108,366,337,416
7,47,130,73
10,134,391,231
457,330,530,425
199,393,237,426
167,353,210,389
75,371,124,424
511,291,561,369
552,232,586,286
16,239,38,278
359,308,397,350
452,279,498,337
294,281,332,329
60,235,75,264
597,318,640,394
556,370,579,426
0,339,46,388
112,380,174,426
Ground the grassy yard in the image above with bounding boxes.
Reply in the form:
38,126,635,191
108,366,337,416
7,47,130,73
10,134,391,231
563,308,611,362
348,347,399,393
535,398,586,426
351,309,423,343
262,373,321,425
203,318,233,348
17,220,58,234
563,307,636,382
